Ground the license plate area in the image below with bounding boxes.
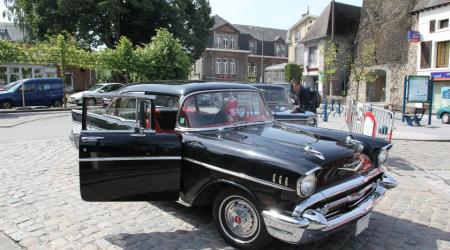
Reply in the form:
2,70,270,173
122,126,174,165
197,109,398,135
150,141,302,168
355,213,371,236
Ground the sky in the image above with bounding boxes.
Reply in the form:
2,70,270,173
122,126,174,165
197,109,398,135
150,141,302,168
1,0,364,29
208,0,363,29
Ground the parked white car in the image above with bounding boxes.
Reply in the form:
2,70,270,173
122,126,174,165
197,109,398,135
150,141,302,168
69,83,123,106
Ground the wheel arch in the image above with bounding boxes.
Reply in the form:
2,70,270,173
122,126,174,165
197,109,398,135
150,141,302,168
191,179,261,207
1,99,14,108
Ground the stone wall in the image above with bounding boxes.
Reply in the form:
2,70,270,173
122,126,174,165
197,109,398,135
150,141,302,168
349,0,419,109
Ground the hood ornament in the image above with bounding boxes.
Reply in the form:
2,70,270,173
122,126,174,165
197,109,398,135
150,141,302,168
304,145,325,160
345,136,364,152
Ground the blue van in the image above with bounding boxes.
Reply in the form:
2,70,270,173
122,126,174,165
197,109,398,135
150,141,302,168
0,78,64,109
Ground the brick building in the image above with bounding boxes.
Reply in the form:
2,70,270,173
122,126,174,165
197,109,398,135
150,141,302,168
191,15,288,82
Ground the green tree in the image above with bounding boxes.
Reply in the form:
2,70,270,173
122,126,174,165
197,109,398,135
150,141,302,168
134,28,191,81
100,37,136,83
5,0,213,60
351,40,377,101
284,63,302,83
320,41,338,97
0,40,26,63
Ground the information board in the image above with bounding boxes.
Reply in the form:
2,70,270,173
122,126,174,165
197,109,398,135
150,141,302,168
408,76,429,102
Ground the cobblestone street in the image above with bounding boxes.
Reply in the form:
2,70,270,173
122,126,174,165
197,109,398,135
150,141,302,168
0,137,448,250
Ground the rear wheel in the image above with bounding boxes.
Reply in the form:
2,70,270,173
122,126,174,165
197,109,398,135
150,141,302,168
53,99,63,107
212,188,272,250
1,100,13,109
442,113,450,124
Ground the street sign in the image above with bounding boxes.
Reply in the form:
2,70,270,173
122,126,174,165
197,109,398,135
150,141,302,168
407,31,420,43
431,72,450,81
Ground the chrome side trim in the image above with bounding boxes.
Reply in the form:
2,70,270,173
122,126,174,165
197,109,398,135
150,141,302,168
292,167,382,217
305,167,322,176
79,156,181,162
175,121,272,133
184,157,295,192
82,92,156,100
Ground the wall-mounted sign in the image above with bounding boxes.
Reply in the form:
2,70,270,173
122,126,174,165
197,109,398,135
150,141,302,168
431,72,450,81
407,31,421,43
408,75,430,102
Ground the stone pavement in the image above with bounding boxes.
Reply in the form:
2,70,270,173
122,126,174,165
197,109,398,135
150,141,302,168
0,112,70,128
0,138,449,249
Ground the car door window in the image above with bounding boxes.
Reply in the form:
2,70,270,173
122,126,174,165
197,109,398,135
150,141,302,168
102,85,113,92
18,83,36,93
111,84,122,91
40,83,51,91
106,97,137,121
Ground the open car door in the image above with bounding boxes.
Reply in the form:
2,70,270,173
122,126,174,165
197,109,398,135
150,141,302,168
78,93,181,201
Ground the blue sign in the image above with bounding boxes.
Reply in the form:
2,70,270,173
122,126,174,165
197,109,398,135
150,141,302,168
431,72,450,81
407,31,420,43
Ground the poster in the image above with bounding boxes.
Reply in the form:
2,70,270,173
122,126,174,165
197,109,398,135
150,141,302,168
442,87,450,100
408,76,429,102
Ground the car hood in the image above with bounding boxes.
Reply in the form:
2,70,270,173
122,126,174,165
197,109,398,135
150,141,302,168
186,122,390,176
0,91,12,96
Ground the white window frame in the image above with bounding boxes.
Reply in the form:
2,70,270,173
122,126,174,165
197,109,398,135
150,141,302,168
230,59,236,74
223,37,228,49
222,58,228,74
249,40,257,54
215,58,221,74
438,19,449,30
230,37,235,49
308,46,318,66
216,37,221,48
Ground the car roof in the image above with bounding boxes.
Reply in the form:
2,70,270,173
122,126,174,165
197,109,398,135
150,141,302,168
119,82,258,96
251,84,285,90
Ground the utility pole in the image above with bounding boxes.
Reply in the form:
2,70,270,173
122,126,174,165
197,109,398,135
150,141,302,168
330,0,335,97
261,31,265,83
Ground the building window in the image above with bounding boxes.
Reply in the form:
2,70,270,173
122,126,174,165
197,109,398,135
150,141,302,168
430,20,436,33
308,46,318,66
439,19,449,29
420,41,432,69
248,63,256,77
223,37,228,49
249,40,257,54
230,59,236,74
216,37,221,48
222,58,228,74
295,30,301,41
230,37,236,49
215,58,221,74
0,67,6,85
436,41,450,68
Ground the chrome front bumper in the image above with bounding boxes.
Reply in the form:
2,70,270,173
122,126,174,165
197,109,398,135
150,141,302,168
262,171,397,244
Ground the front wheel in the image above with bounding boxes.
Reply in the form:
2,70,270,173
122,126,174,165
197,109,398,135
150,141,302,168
212,189,272,250
53,99,63,107
442,113,450,124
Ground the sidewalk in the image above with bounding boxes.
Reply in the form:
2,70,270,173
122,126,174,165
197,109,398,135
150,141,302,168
0,232,21,250
318,113,450,141
0,111,71,128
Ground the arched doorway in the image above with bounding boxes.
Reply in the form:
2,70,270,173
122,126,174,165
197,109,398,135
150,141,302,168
366,70,386,102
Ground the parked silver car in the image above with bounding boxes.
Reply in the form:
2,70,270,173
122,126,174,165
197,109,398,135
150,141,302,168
69,83,123,106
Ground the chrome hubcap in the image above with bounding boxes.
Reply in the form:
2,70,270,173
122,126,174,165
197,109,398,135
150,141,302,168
223,198,258,238
443,114,449,123
87,99,95,106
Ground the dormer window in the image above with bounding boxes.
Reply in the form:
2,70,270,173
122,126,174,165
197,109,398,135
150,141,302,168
230,37,235,49
275,43,286,57
249,40,257,54
223,37,228,49
216,37,221,48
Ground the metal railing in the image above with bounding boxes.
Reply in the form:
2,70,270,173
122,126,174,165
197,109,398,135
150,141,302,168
345,97,395,142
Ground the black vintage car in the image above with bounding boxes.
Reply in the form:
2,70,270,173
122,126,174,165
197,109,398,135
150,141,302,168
71,82,397,249
252,84,318,126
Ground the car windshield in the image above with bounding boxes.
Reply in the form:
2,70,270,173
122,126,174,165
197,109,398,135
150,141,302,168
3,80,22,92
262,88,290,106
179,91,271,129
87,84,105,91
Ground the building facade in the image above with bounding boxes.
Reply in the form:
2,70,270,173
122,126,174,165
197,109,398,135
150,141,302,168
349,0,419,108
191,15,288,82
0,22,95,91
299,2,361,97
286,12,317,65
412,0,450,111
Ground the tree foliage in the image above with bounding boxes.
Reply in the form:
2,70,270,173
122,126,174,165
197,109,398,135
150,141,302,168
4,0,213,60
284,63,302,83
320,41,338,97
0,39,26,63
351,40,377,101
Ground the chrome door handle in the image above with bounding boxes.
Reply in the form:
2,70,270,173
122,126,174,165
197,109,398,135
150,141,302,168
81,136,104,142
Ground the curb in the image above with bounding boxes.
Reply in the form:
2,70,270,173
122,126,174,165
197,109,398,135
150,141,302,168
0,232,22,250
0,108,72,114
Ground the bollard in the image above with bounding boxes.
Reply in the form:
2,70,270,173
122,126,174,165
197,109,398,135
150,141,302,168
330,98,335,112
337,100,342,117
323,98,328,122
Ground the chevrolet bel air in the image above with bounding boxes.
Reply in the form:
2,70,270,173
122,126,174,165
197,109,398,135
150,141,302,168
71,82,397,249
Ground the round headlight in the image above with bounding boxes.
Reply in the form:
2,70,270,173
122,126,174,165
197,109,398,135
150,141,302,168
378,149,388,165
296,173,316,197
